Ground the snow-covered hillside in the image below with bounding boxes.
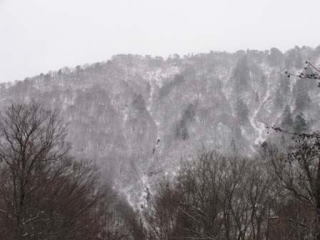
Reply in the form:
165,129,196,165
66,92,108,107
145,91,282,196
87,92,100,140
1,46,320,203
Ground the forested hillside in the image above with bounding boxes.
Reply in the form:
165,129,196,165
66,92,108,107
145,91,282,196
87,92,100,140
1,46,320,203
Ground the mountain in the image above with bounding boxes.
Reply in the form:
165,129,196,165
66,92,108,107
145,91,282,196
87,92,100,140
1,46,320,204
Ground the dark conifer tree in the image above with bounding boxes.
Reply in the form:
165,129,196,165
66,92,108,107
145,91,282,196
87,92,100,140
293,113,308,133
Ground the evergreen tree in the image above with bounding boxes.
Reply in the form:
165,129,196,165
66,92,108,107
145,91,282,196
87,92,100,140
274,88,284,110
281,105,293,130
268,47,283,67
280,74,290,95
295,91,311,112
232,56,250,93
294,76,312,112
235,99,249,124
285,46,303,69
293,113,308,133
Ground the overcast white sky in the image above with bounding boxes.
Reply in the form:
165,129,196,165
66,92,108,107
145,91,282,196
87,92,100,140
0,0,319,82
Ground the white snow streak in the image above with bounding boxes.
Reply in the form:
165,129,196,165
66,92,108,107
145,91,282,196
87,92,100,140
250,87,271,145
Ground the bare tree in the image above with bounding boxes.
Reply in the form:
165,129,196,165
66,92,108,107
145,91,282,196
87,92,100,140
285,60,320,86
0,103,105,240
143,179,181,240
267,133,320,240
145,151,274,240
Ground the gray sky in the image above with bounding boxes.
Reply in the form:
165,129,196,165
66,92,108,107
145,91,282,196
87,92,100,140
0,0,319,82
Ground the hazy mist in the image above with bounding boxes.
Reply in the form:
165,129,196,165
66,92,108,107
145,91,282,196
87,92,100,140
0,0,319,82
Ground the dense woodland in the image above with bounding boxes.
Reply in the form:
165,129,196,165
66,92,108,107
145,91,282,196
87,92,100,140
1,48,320,239
0,102,320,239
1,47,319,197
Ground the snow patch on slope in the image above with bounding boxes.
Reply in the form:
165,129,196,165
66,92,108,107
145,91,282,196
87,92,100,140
250,82,271,145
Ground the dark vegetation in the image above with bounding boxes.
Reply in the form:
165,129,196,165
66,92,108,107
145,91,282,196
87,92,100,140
1,104,320,240
0,104,142,240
